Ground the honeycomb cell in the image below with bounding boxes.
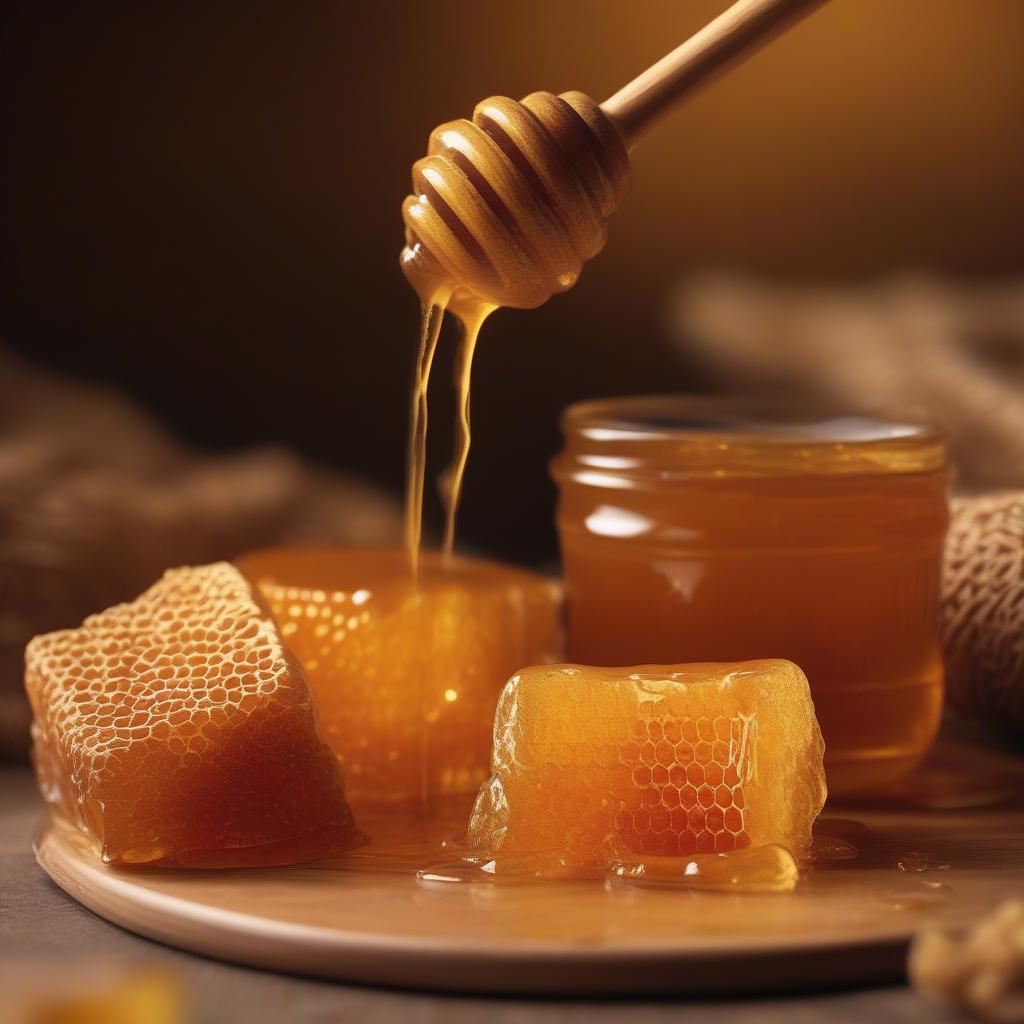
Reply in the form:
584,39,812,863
236,548,560,807
25,563,360,867
467,660,826,867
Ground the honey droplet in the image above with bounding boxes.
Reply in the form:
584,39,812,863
607,844,800,894
808,835,858,862
897,851,951,873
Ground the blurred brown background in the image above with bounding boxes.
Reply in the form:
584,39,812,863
3,0,1023,564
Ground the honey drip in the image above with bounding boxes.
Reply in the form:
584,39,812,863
400,90,630,573
403,296,492,574
403,299,446,576
442,303,491,561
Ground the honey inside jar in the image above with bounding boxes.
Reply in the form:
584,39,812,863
552,397,950,796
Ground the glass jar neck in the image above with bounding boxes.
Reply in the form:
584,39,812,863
552,396,948,490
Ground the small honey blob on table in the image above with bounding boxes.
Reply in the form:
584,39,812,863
468,660,826,871
609,844,801,894
236,548,561,807
24,563,360,867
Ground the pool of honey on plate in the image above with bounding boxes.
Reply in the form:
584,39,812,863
552,397,951,797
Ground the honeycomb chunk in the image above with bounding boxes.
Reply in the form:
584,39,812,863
25,563,360,867
468,660,826,866
237,548,560,806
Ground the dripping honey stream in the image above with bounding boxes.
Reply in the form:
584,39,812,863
403,296,493,578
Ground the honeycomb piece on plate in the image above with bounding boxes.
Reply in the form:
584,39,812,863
25,562,360,867
468,660,826,865
237,548,561,806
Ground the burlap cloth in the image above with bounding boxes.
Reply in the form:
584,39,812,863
0,349,402,758
672,274,1024,744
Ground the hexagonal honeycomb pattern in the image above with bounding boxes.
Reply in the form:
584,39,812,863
25,563,360,867
616,710,752,856
236,548,561,807
468,660,826,867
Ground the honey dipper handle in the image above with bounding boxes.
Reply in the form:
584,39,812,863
601,0,829,142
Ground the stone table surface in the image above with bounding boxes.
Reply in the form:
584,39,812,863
1,766,957,1024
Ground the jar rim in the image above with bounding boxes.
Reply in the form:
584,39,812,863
555,395,948,482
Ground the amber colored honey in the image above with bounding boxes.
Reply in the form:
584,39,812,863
236,547,560,811
552,397,950,797
26,564,360,867
466,660,825,866
404,299,491,575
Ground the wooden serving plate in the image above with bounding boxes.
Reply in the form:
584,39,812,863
35,743,1024,996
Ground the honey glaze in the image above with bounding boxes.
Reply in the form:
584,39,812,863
235,548,560,811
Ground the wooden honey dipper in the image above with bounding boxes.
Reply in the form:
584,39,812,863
400,0,829,310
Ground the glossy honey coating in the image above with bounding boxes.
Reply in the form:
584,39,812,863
237,548,561,807
401,91,630,309
468,660,826,866
25,563,360,867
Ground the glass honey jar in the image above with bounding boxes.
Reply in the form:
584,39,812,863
552,396,950,796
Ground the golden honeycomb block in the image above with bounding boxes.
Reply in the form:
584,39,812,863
237,548,561,806
25,563,360,867
468,660,826,865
